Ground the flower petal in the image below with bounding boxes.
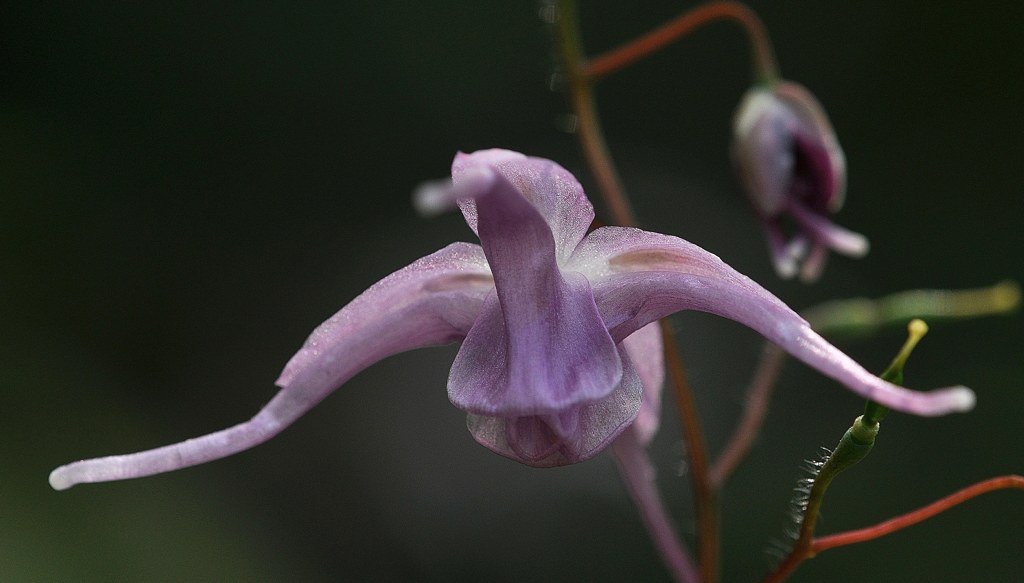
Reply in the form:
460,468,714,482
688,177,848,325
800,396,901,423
733,89,795,217
49,243,494,490
443,165,621,416
465,344,643,467
786,198,870,258
621,322,665,445
451,149,594,263
571,227,975,417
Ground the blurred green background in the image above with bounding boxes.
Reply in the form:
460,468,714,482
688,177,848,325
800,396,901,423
2,2,1022,581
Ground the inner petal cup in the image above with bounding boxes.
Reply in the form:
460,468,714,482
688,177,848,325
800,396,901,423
465,344,643,467
446,162,622,417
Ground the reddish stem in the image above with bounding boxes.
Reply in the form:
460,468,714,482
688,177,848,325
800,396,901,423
661,320,718,583
709,343,785,488
763,476,1024,582
811,475,1024,554
555,0,637,227
583,1,778,83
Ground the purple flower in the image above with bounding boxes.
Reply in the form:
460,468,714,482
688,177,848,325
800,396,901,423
49,149,973,490
732,81,868,281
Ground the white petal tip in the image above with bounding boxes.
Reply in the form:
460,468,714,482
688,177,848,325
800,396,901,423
841,233,870,258
413,168,497,217
947,386,976,413
412,179,456,217
773,258,797,279
821,224,869,257
48,467,74,491
771,240,803,279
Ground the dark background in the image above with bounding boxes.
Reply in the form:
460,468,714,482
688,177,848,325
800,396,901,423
3,2,1022,581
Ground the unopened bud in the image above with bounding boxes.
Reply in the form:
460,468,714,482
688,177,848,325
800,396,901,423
732,81,867,282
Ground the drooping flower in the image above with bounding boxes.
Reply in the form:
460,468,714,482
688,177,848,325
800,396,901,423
732,80,868,281
49,149,973,490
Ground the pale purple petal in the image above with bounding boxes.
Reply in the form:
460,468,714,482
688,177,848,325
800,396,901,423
443,162,621,416
465,344,643,467
49,243,494,490
621,322,665,445
451,149,594,263
610,431,699,582
732,90,795,217
762,220,799,279
786,199,870,258
798,240,829,283
570,227,975,417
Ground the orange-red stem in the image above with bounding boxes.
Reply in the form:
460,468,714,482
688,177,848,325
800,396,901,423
763,475,1024,582
709,343,784,488
584,1,778,83
661,320,718,583
811,475,1024,554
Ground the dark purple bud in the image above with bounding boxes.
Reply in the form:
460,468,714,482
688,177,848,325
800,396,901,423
732,81,868,281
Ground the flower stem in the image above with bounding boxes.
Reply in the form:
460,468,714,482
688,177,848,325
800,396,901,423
764,477,1024,583
582,1,779,84
661,320,718,583
800,280,1021,336
612,432,700,583
761,414,877,583
553,0,636,227
761,321,926,583
811,475,1024,554
708,343,785,488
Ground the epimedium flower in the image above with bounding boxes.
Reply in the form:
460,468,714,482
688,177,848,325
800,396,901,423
49,149,974,490
732,80,869,281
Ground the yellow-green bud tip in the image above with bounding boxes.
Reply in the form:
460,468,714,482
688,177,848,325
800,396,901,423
907,318,928,340
990,280,1021,313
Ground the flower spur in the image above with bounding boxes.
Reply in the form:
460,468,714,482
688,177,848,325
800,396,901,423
49,149,973,490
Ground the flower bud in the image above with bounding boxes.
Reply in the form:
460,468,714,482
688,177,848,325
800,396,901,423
732,81,868,281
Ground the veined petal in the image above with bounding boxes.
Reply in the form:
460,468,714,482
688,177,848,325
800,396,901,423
275,243,491,394
572,227,975,417
452,149,594,263
49,243,494,490
450,279,621,415
621,322,665,445
465,344,643,467
443,164,621,416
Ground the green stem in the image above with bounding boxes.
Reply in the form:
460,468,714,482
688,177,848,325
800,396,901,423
761,320,929,583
